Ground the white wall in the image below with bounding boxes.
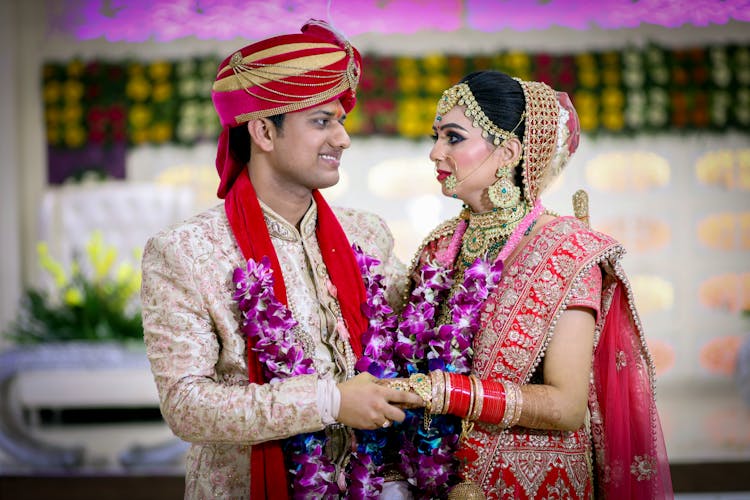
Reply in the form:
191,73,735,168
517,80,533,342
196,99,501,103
0,1,23,341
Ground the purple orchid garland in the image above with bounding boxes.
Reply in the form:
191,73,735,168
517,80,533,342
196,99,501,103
352,245,504,497
232,255,379,499
232,245,505,498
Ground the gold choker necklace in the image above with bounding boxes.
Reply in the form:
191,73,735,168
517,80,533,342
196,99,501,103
459,202,530,266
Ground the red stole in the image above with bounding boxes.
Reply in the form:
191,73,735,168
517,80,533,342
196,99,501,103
224,169,367,498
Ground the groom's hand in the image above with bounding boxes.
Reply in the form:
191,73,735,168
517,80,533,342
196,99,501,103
337,372,423,430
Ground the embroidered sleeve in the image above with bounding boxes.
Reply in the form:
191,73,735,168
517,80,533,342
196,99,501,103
141,230,324,445
567,264,603,318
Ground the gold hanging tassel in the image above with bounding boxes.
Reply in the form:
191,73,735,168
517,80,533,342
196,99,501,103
447,480,486,499
572,189,590,227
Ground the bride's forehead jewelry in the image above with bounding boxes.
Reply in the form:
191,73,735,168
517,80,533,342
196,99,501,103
436,83,524,147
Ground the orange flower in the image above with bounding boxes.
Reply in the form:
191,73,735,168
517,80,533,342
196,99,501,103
646,339,675,376
700,336,743,376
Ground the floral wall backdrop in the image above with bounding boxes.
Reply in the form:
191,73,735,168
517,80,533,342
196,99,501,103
42,44,750,182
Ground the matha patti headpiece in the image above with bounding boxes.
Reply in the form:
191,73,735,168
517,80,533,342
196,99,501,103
436,83,524,147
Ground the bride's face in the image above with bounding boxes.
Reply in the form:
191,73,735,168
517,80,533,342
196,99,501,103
429,105,499,211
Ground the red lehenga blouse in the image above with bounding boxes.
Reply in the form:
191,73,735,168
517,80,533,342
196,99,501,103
415,215,673,499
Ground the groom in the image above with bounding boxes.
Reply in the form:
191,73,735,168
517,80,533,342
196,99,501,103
141,19,419,498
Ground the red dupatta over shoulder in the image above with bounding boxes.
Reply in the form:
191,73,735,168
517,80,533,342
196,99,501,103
225,169,367,498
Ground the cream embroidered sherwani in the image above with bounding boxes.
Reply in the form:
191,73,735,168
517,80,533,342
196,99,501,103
141,201,405,499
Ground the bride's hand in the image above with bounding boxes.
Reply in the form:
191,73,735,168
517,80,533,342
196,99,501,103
377,378,426,409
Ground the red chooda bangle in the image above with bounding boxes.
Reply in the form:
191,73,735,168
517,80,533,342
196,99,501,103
446,373,472,418
478,380,507,425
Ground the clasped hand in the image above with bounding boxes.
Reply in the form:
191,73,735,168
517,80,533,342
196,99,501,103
337,373,424,430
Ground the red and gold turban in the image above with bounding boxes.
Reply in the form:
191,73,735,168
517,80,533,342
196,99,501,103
212,19,362,198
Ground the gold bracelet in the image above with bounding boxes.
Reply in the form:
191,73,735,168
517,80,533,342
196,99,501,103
408,373,432,410
380,378,411,392
469,375,483,421
465,376,476,421
430,370,446,414
510,384,523,427
444,371,453,416
409,372,433,430
500,380,516,428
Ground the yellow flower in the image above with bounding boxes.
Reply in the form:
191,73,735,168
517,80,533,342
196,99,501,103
15,233,146,344
116,262,142,299
399,73,420,94
131,129,150,145
152,82,172,102
37,242,67,288
43,82,61,103
397,57,418,73
602,88,624,109
425,74,450,96
422,53,446,72
574,91,598,112
128,63,145,76
575,92,599,131
63,80,84,102
398,100,429,138
150,122,173,143
602,111,624,131
580,112,599,131
129,104,152,128
602,68,620,87
66,60,85,78
126,77,152,102
398,117,423,138
505,52,530,73
420,98,438,121
63,105,83,123
86,231,117,282
579,69,599,88
63,287,84,307
64,126,86,148
149,61,171,81
576,53,596,68
400,99,422,117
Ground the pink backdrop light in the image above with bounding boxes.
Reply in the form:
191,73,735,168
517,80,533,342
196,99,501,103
46,0,750,43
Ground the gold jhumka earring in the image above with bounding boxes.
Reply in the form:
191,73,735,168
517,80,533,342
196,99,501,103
487,155,522,209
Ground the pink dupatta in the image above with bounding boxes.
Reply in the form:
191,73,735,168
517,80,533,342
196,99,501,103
593,285,673,498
